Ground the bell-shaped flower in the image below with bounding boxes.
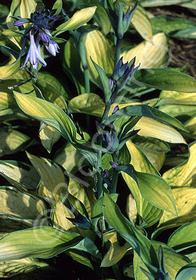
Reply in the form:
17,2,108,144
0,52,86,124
45,40,59,56
22,31,46,69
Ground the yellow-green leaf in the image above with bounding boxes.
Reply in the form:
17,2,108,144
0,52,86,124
83,30,114,86
27,153,67,202
123,141,163,227
0,227,82,261
101,231,131,267
0,57,21,80
0,186,46,219
68,93,105,117
131,4,153,40
135,117,186,144
54,6,97,36
163,142,196,187
0,160,40,191
121,33,168,68
13,91,77,142
159,187,196,227
39,124,61,153
0,128,30,157
0,258,48,278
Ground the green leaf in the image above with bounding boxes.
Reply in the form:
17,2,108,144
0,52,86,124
68,93,105,117
0,227,82,261
151,16,196,34
176,262,196,280
134,241,190,280
171,27,196,39
39,124,61,153
52,0,62,14
168,222,196,252
134,68,196,92
106,104,186,133
103,194,159,269
13,91,77,143
91,60,112,103
54,6,97,36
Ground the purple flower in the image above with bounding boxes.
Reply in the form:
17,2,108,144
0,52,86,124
13,9,59,69
14,20,27,26
22,31,46,69
112,105,119,115
102,169,109,179
45,40,59,56
39,29,51,43
110,161,119,168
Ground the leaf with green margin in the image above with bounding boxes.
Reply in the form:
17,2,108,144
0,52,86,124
83,30,114,86
27,153,68,202
54,143,86,174
163,142,196,187
133,137,169,171
121,33,168,69
37,72,68,108
168,222,196,252
13,91,77,143
103,194,160,270
0,258,48,279
135,117,186,144
0,57,21,80
134,170,177,215
130,3,153,40
155,188,196,238
101,231,131,267
176,262,196,280
0,128,30,157
0,227,82,261
122,140,163,227
0,160,40,191
53,6,97,36
39,124,61,153
68,93,105,117
134,241,190,280
0,186,46,219
134,68,196,92
94,5,111,34
20,0,36,19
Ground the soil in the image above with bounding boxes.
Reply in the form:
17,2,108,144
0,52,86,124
149,5,196,78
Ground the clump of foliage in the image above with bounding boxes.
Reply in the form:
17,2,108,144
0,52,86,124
0,0,196,279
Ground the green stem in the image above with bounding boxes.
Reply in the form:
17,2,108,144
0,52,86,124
111,152,119,193
114,37,122,67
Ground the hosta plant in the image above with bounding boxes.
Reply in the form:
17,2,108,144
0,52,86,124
0,0,196,279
